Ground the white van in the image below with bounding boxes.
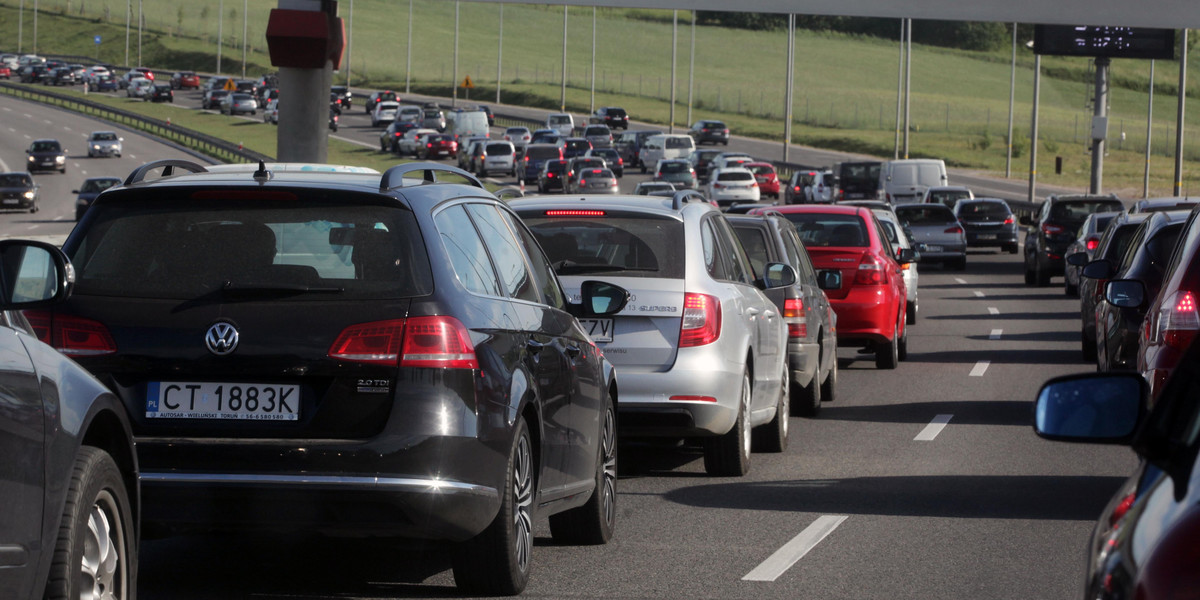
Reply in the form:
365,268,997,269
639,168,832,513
446,109,491,142
396,105,423,124
546,113,575,136
881,159,948,204
638,134,695,173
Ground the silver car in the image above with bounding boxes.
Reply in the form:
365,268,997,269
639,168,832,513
86,131,123,158
872,208,920,323
1063,210,1120,297
511,193,791,476
220,92,258,116
894,203,968,270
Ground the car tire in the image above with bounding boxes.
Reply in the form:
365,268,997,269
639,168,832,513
753,367,790,452
30,203,38,214
1082,329,1098,362
549,391,617,545
46,446,135,600
452,416,534,595
820,347,838,403
1024,252,1036,285
703,369,751,477
792,361,820,417
641,165,647,174
907,298,918,324
1065,276,1078,297
1034,258,1050,286
1007,243,1020,254
897,319,909,361
876,322,899,369
953,256,967,271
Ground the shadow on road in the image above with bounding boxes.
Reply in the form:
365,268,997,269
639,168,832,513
819,400,1033,426
663,474,1125,521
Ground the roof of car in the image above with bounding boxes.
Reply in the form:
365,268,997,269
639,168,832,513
763,204,868,216
510,194,706,219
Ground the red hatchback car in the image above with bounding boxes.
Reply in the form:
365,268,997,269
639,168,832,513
746,162,780,200
755,205,913,368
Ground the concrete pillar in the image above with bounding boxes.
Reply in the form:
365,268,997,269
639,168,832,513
277,65,332,162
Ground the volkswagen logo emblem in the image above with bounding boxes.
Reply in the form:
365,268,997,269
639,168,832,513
205,322,240,356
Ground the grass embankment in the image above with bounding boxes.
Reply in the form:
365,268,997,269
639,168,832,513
4,1,1199,196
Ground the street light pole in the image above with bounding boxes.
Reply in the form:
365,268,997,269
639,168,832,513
1029,54,1042,204
217,0,223,74
137,0,142,67
1145,60,1155,198
345,0,353,86
17,0,23,54
560,5,567,112
783,13,795,164
903,18,911,159
33,0,38,55
687,11,695,125
590,7,596,113
242,0,248,79
1006,23,1016,178
894,19,904,160
496,3,503,104
1174,29,1188,197
405,0,412,94
669,10,677,134
453,0,459,107
1090,57,1111,195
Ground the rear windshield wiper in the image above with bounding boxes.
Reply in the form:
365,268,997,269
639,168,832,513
553,261,656,275
220,282,346,297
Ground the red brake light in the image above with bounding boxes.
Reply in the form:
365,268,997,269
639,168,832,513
24,311,117,356
784,298,807,338
400,316,479,369
1161,291,1200,349
680,293,721,347
328,319,407,365
545,209,605,217
1004,215,1016,225
579,179,587,186
1086,238,1100,251
854,255,888,286
1109,491,1136,527
944,225,964,235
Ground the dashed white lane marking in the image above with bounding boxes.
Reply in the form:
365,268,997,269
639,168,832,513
989,329,1003,340
973,291,985,298
988,307,1000,315
22,113,32,119
43,119,52,125
915,414,954,441
954,278,967,284
969,361,990,377
743,515,848,581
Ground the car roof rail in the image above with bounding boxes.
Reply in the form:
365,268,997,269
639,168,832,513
757,208,785,219
379,162,485,192
493,186,525,201
670,189,709,210
123,159,209,186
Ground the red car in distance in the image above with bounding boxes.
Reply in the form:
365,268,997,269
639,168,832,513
170,71,200,89
753,204,913,369
417,134,458,160
746,162,780,200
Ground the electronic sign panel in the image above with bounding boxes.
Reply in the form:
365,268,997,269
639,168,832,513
1034,26,1175,59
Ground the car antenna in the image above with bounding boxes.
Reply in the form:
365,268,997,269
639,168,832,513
253,160,272,183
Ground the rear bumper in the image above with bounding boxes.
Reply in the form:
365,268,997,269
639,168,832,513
788,340,820,388
829,288,899,345
614,361,745,437
964,230,1019,247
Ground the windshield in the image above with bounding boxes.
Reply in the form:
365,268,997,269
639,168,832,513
1050,200,1125,226
0,174,34,187
67,199,433,300
523,214,685,278
31,141,61,152
897,206,957,225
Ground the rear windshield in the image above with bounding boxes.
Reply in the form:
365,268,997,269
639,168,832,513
524,146,562,160
839,163,881,183
486,143,514,155
606,108,627,117
79,179,119,194
929,190,972,207
665,137,693,149
66,198,433,300
660,162,689,174
957,201,1011,219
748,165,775,176
549,115,572,125
522,213,685,278
717,171,753,182
1051,200,1125,225
566,139,591,150
545,161,568,174
585,127,609,135
423,109,441,118
896,205,957,225
784,213,869,248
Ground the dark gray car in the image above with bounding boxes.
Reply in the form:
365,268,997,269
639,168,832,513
729,214,840,416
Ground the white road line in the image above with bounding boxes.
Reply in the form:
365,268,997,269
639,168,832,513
743,515,848,582
989,329,1003,340
43,119,52,125
988,307,1000,315
973,291,985,298
969,361,990,376
915,414,954,441
2,107,10,111
23,113,32,118
954,277,967,284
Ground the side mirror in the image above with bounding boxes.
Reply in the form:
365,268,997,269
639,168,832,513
1081,259,1114,280
817,269,842,291
71,190,79,194
1034,372,1143,443
578,280,629,316
0,240,74,308
1066,252,1090,267
761,263,797,289
896,248,917,264
1105,279,1145,309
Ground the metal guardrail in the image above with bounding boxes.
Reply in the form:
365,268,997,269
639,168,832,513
0,82,272,165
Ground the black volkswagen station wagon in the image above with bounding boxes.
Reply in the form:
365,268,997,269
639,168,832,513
37,160,628,595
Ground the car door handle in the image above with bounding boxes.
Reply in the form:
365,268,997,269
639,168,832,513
565,345,582,360
747,308,761,317
526,339,546,355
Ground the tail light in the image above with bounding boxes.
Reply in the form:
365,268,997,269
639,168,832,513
1042,223,1065,236
1003,215,1015,225
784,298,807,338
944,225,964,235
680,293,721,347
886,192,893,202
579,178,587,186
713,183,724,190
854,255,888,285
1109,491,1136,527
24,311,118,356
329,317,478,368
1086,237,1100,251
426,143,433,148
1159,291,1200,350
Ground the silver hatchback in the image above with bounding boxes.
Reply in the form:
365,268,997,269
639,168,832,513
512,193,792,476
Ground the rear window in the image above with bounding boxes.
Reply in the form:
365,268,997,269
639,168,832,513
545,161,568,174
839,163,881,183
66,198,433,300
929,190,971,207
896,205,957,225
957,201,1011,219
548,115,572,125
522,213,685,278
783,213,869,248
566,139,591,150
1051,200,1125,225
585,126,609,135
524,146,563,160
486,143,514,155
717,171,753,182
748,165,775,176
80,179,119,194
606,108,627,117
660,162,689,174
665,137,693,149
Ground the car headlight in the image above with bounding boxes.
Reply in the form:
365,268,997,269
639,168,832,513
56,156,65,163
27,155,35,161
23,191,35,200
93,144,101,150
